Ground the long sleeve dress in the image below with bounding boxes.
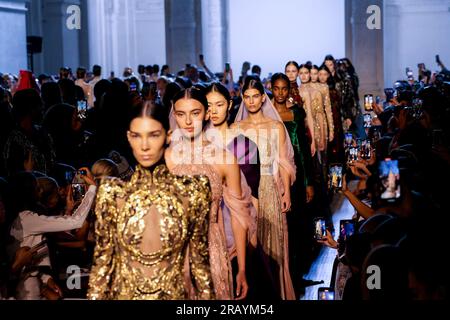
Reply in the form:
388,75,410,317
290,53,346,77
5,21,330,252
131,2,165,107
87,165,214,300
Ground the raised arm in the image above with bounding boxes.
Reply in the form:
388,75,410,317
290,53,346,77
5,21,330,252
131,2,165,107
24,185,97,235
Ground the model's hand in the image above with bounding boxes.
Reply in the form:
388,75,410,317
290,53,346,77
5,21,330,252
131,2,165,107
306,186,314,204
235,271,248,300
281,192,292,214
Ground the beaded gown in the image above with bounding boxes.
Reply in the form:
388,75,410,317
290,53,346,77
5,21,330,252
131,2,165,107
170,141,253,300
87,164,214,300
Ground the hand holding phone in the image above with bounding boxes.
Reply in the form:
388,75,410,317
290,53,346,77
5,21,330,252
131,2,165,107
314,218,327,240
318,287,335,300
225,63,231,73
329,165,344,191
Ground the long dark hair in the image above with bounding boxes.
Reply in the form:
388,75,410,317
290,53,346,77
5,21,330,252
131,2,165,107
285,61,300,71
271,73,291,91
172,87,209,111
205,82,231,103
242,76,265,96
128,101,170,133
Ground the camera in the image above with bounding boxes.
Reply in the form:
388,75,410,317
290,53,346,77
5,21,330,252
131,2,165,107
328,164,344,192
313,218,327,240
318,287,335,301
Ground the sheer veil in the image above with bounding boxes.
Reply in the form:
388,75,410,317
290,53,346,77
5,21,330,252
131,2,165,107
234,94,297,189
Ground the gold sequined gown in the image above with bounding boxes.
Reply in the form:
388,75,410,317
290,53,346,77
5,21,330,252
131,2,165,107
238,125,296,300
304,83,334,152
87,164,214,300
170,145,234,300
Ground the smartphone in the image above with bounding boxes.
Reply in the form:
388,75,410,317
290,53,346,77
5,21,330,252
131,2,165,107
347,147,359,164
339,220,356,242
77,100,87,112
384,88,395,102
225,63,231,72
360,139,372,160
328,164,343,191
369,125,383,143
344,133,353,148
363,113,373,129
318,287,335,301
199,54,204,61
364,94,374,111
72,183,86,202
406,68,414,80
376,96,381,105
436,54,441,64
379,159,401,203
313,218,327,240
129,82,137,92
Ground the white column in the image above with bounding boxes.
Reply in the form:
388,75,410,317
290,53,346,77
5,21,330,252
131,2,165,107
201,0,227,73
0,0,28,74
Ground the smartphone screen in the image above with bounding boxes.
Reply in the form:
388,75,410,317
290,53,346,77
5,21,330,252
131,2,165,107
77,100,87,112
363,113,373,129
339,220,356,242
314,218,327,240
379,159,401,202
130,83,137,92
72,183,86,202
344,133,353,148
318,288,335,300
329,165,343,191
348,147,359,163
360,139,372,160
225,63,230,72
364,95,374,111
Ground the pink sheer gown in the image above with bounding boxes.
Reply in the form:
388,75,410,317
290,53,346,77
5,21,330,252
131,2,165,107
170,142,254,300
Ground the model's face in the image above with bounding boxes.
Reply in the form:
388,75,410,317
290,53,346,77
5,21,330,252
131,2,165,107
243,88,266,114
127,117,166,168
206,92,230,127
272,79,289,104
285,65,299,82
173,98,206,139
325,60,334,72
319,70,330,84
299,68,311,84
311,69,319,83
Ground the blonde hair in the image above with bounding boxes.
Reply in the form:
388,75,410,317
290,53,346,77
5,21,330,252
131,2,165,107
91,159,119,179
